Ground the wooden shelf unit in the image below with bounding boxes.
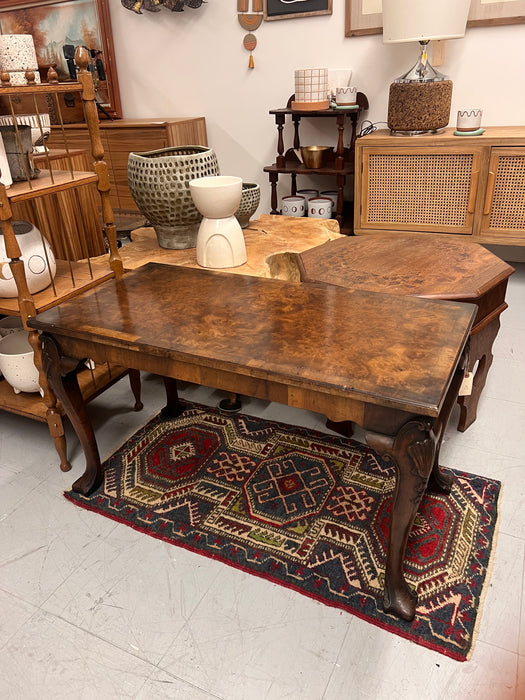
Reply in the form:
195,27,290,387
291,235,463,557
0,50,137,473
263,93,369,233
354,126,525,246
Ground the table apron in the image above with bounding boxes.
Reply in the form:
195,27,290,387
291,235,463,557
50,334,425,431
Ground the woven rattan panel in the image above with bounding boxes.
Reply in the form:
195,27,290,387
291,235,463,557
367,153,473,226
490,156,525,230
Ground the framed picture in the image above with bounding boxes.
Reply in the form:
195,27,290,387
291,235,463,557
345,0,525,37
0,0,122,118
264,0,332,21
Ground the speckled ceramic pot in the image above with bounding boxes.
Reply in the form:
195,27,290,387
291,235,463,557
127,145,220,249
234,182,260,228
0,330,41,394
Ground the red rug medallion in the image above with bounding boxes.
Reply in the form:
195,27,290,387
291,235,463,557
65,401,501,661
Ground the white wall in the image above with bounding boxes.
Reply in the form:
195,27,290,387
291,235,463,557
108,0,525,215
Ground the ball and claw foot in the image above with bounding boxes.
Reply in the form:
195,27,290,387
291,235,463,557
383,581,418,621
219,395,242,413
427,465,454,495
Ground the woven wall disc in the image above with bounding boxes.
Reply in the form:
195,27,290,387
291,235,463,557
243,33,257,52
238,13,263,30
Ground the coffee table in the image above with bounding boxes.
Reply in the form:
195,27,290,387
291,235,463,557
28,263,475,621
299,233,514,431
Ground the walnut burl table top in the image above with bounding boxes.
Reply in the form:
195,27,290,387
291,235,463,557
30,262,475,419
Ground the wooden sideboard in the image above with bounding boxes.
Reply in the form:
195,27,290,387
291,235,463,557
354,126,525,246
47,117,208,213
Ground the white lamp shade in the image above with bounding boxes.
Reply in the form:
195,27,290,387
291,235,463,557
0,34,39,71
382,0,471,43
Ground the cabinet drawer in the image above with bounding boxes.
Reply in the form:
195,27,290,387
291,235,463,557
358,147,482,235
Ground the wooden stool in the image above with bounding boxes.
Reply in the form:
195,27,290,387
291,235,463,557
298,233,514,431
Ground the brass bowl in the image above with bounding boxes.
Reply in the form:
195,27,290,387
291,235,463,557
300,146,332,169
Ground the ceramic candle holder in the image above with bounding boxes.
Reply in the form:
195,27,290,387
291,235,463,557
292,68,329,111
336,86,357,106
281,195,306,217
307,197,332,219
456,109,483,132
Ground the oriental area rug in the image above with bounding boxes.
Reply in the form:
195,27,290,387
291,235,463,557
65,401,501,661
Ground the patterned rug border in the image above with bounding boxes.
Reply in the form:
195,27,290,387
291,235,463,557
64,401,502,662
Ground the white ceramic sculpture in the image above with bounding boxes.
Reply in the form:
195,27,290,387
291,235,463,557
190,175,246,269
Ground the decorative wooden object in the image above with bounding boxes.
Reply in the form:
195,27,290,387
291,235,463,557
0,47,141,472
46,117,208,213
263,93,369,233
29,262,475,621
354,127,525,246
118,214,342,277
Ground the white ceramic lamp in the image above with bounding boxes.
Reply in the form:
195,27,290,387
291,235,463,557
382,0,471,134
190,175,246,269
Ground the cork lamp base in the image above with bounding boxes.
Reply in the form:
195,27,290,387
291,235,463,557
387,80,453,134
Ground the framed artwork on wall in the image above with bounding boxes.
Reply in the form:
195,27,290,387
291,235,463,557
345,0,525,37
264,0,332,21
0,0,122,118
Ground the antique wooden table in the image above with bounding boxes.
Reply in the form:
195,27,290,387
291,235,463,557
299,233,514,432
28,263,475,621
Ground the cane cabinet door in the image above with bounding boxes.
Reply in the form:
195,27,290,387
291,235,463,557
356,146,484,236
479,147,525,245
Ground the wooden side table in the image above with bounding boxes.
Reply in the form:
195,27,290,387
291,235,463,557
298,233,514,431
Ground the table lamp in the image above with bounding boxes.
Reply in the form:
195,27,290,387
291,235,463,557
382,0,470,135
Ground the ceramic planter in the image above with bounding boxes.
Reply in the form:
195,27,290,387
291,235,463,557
127,145,220,249
0,220,56,297
0,330,41,394
235,182,260,228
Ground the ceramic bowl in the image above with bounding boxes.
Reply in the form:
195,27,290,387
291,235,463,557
300,146,332,169
189,175,243,219
235,182,260,228
128,145,219,249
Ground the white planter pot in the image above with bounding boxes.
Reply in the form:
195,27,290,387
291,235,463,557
0,220,56,297
0,330,42,394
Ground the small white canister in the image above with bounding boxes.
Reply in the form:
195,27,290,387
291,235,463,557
307,197,332,219
281,195,306,217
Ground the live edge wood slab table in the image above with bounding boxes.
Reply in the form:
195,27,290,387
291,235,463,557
28,263,475,621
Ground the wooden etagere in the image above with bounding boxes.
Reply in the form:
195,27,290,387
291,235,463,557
0,47,140,472
263,92,369,234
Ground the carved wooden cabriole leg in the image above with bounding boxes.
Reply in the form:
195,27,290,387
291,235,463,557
366,419,437,621
128,369,144,412
428,345,470,494
28,330,71,472
161,376,186,419
457,317,500,432
364,347,469,620
40,334,103,495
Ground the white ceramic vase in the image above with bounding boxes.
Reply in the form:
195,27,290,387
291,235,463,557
0,220,56,297
0,330,42,394
190,175,246,269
